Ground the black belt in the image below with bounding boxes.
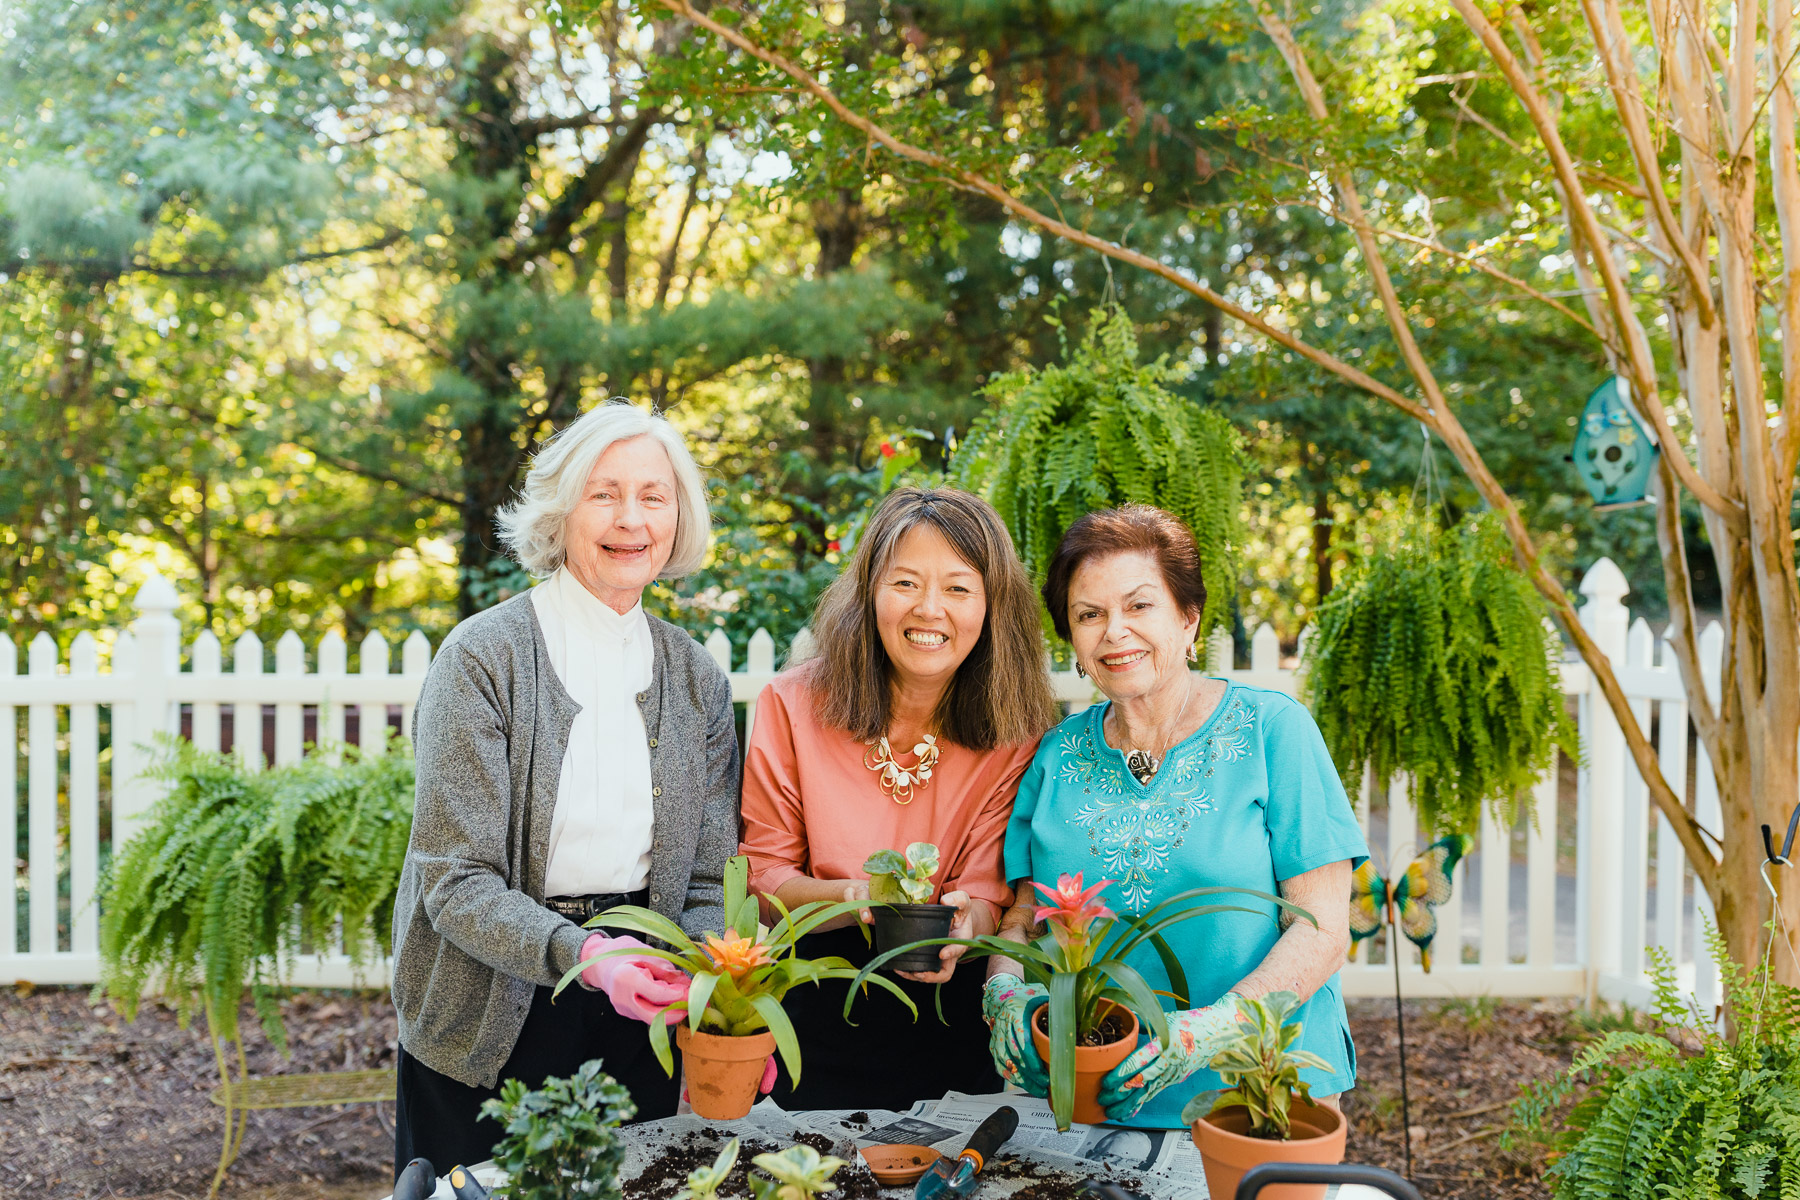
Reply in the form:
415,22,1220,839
543,888,649,924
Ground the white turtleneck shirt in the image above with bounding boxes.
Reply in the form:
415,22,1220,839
531,566,656,897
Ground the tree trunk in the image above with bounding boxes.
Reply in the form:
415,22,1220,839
797,186,866,560
1311,488,1332,605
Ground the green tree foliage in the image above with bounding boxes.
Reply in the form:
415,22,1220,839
96,738,414,1049
0,0,445,639
482,1059,635,1200
1302,511,1576,835
954,306,1243,635
1511,930,1800,1200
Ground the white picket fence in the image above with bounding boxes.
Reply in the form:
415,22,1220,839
1,560,1728,1012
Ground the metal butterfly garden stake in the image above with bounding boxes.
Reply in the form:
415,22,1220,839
1347,833,1471,1180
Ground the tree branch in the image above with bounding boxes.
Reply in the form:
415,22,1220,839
306,448,463,509
524,110,657,258
1298,205,1605,338
1451,0,1747,534
1583,0,1718,327
650,0,1429,422
1260,1,1719,896
1767,0,1800,502
1653,456,1723,760
655,139,709,311
654,0,1721,893
90,231,408,283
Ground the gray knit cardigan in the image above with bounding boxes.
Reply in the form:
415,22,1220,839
390,590,741,1089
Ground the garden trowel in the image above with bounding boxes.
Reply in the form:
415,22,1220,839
915,1106,1019,1200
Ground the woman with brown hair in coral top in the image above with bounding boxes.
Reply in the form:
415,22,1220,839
740,486,1059,1110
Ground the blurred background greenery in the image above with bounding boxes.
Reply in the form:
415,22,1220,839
0,0,1685,660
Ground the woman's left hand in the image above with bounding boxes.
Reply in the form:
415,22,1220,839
895,889,974,984
1097,996,1241,1120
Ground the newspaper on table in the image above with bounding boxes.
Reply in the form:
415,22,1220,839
608,1092,1216,1200
884,1091,1212,1200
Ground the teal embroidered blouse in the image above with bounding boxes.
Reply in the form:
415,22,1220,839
1003,681,1369,1128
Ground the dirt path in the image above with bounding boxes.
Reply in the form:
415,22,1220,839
5,988,1579,1199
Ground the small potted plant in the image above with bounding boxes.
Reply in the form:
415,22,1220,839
1185,992,1346,1200
557,856,915,1120
480,1059,634,1200
863,842,956,972
849,872,1311,1129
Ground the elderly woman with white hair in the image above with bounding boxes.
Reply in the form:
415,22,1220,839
390,401,740,1175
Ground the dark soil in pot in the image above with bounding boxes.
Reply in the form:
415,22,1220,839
870,903,956,972
1076,1008,1131,1047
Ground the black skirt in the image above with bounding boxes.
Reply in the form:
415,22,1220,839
765,925,1002,1111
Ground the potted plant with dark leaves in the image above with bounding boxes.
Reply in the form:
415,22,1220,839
863,842,955,973
480,1059,633,1200
557,856,915,1120
1185,991,1345,1200
850,872,1310,1129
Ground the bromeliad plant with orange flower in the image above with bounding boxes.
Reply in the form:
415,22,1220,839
554,856,915,1102
849,872,1313,1129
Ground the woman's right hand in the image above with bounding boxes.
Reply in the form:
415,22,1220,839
982,972,1049,1096
578,933,690,1024
841,880,874,925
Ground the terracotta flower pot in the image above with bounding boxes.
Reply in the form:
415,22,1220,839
675,1024,776,1120
1030,1000,1139,1125
1191,1100,1347,1200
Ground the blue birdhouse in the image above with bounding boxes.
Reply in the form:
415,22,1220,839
1572,376,1658,508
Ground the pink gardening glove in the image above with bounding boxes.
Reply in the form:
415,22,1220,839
578,933,690,1024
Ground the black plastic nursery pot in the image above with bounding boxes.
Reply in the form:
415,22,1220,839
871,903,956,972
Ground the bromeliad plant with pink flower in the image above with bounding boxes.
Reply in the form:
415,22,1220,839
848,871,1313,1129
554,856,916,1090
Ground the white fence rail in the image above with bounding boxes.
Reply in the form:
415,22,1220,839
2,561,1727,1012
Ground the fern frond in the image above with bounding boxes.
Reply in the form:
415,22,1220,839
96,737,415,1049
950,306,1246,636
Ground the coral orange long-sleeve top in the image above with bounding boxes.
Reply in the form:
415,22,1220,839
739,668,1037,924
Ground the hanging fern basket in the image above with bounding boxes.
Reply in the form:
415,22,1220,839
951,306,1245,636
1302,511,1577,836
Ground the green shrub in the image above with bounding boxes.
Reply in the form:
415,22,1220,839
1302,511,1576,836
482,1059,633,1200
97,736,413,1048
952,305,1244,636
1511,927,1800,1200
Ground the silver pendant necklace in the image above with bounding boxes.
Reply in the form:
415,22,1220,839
1117,682,1195,785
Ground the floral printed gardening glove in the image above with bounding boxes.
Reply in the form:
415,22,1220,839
982,973,1050,1096
1097,995,1242,1121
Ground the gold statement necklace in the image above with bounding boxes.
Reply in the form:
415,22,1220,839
864,733,940,805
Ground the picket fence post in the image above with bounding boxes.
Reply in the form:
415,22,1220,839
1579,559,1630,995
115,574,180,847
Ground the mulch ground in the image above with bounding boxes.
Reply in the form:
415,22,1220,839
4,987,1591,1199
3,986,398,1200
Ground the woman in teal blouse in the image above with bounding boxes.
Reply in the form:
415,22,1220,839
983,506,1368,1128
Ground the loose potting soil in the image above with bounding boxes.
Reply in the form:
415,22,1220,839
619,1130,1112,1200
622,1130,886,1200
